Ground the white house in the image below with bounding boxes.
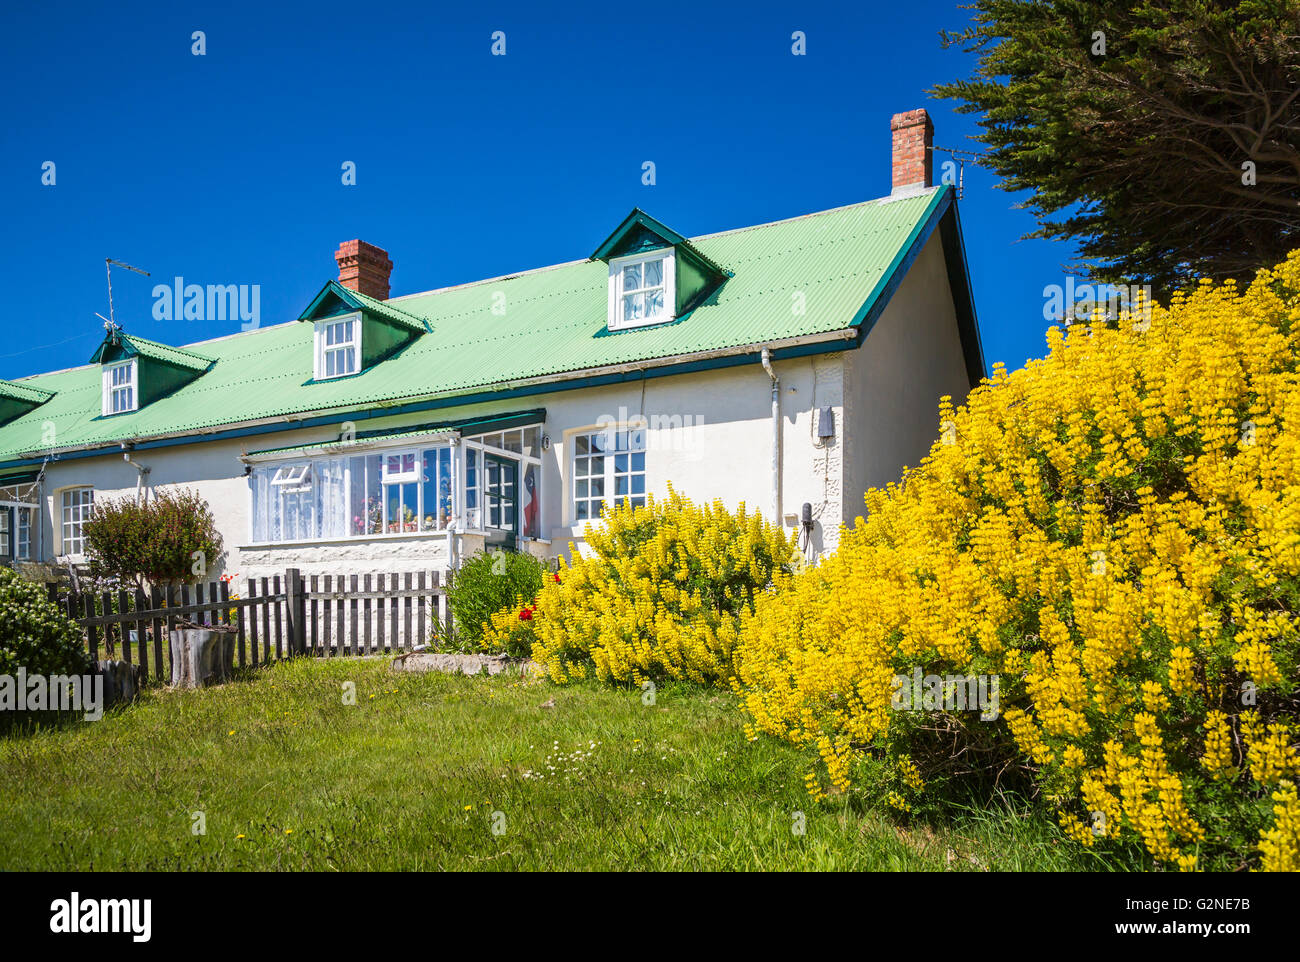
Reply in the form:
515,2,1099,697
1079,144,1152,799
0,109,982,589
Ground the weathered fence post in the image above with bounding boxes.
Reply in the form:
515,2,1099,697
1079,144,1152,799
285,568,305,655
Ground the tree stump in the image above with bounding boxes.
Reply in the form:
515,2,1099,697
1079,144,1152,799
95,659,142,706
169,629,233,688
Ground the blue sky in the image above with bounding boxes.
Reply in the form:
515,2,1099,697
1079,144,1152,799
0,0,1078,383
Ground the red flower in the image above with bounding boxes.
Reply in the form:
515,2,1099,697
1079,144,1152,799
519,607,534,621
553,573,561,583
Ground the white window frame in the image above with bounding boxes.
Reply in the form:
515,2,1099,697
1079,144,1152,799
16,506,31,560
569,425,646,524
607,249,675,331
60,487,94,558
270,462,313,492
381,449,420,485
313,313,361,380
101,358,138,415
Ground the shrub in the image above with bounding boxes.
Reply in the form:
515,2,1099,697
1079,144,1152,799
734,250,1300,871
510,486,792,685
446,549,547,653
83,488,224,590
0,567,88,678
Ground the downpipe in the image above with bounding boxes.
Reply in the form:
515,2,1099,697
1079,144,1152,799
760,348,781,527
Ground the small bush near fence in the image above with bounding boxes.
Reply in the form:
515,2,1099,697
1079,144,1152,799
0,568,88,678
83,488,224,590
504,486,792,685
445,551,546,654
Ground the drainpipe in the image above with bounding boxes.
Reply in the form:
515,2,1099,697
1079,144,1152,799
760,348,781,526
120,443,151,500
447,436,461,573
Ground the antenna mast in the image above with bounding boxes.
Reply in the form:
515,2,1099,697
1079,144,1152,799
928,146,985,199
104,258,150,329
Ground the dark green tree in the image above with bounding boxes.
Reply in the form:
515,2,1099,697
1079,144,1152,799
934,0,1300,296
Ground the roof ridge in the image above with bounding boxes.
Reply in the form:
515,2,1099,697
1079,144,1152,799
389,192,913,303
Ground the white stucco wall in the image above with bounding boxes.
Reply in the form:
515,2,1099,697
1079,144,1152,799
841,232,973,529
31,235,970,577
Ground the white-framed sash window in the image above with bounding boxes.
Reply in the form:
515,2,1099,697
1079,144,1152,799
314,314,360,380
571,426,645,522
60,487,94,557
607,249,675,330
102,359,138,415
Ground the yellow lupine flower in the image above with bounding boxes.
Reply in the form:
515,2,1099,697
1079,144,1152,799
732,250,1300,870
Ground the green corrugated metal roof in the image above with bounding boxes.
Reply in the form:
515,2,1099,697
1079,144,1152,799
0,379,55,404
0,188,954,463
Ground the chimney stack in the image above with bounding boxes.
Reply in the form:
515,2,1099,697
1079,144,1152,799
335,239,393,300
890,109,933,194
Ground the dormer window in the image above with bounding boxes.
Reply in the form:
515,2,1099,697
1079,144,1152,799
102,359,137,415
593,210,726,333
608,250,675,331
315,314,360,380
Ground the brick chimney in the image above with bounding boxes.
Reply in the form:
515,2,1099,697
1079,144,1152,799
890,109,933,194
334,239,393,300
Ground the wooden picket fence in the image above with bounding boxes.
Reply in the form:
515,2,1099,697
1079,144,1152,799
59,568,452,684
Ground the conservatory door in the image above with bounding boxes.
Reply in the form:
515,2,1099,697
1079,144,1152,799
483,454,519,550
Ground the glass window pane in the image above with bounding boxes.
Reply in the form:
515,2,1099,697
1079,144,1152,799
521,426,541,455
622,264,641,290
644,289,663,317
643,258,663,287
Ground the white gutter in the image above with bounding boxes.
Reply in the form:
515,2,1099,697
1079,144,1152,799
17,327,858,461
760,347,781,526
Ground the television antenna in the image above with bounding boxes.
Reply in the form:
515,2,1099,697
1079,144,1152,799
928,146,985,199
104,258,150,329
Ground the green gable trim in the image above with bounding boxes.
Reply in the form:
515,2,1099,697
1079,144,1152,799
841,185,985,387
244,408,548,460
89,329,214,372
591,208,728,278
299,280,430,334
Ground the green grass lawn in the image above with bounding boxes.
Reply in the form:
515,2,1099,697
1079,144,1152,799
0,657,1105,871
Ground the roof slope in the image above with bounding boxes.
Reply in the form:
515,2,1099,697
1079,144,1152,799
0,187,966,463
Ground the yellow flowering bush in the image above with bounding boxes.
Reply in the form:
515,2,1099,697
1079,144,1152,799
734,251,1300,870
507,486,792,686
